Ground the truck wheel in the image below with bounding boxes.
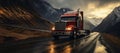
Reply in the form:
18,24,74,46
53,36,59,40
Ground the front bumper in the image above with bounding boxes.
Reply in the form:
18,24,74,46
52,31,72,36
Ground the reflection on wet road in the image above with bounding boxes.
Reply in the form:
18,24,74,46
0,32,105,53
94,40,107,53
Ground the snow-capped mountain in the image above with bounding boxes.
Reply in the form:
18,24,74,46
93,6,120,35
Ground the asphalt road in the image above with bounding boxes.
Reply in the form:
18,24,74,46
0,32,102,53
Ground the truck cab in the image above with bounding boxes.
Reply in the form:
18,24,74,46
52,10,90,39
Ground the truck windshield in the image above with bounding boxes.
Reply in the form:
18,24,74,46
61,16,76,21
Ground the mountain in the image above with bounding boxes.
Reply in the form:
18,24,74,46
0,0,55,30
27,0,72,22
93,6,120,36
0,0,56,41
29,0,59,22
88,18,103,26
84,18,95,31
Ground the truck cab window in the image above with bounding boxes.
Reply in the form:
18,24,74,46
61,16,76,21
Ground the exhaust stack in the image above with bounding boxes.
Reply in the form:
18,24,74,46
80,11,84,30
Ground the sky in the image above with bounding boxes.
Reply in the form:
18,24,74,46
46,0,120,18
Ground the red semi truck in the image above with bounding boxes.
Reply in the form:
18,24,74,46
52,9,90,39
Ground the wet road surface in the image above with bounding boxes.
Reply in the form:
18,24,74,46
0,32,105,53
94,39,107,53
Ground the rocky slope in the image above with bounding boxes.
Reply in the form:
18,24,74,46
93,6,120,36
0,0,55,42
0,0,55,30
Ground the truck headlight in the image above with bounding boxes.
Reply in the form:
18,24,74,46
52,27,55,31
66,27,72,31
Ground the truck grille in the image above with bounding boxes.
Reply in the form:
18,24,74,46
55,22,66,30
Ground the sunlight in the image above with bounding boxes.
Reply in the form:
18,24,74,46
87,3,120,18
